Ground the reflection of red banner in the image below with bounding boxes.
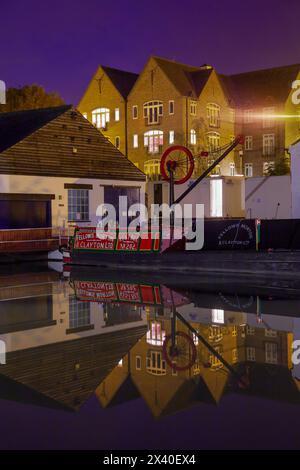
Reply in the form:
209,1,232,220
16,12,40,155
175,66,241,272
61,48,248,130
117,283,141,302
75,281,117,301
116,238,139,251
74,231,115,250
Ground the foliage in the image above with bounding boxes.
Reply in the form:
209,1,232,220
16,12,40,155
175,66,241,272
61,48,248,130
267,157,290,176
0,84,65,112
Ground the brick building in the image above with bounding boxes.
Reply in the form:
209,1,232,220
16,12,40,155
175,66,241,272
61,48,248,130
78,57,300,178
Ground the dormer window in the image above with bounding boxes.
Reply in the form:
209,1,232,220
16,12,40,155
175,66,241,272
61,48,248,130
143,101,163,125
91,108,110,129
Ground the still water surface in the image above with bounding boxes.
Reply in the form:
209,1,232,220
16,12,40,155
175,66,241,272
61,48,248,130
0,262,300,449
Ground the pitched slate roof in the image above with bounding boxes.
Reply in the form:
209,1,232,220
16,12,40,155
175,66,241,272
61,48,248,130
221,63,300,106
102,66,139,99
0,106,145,181
153,56,213,97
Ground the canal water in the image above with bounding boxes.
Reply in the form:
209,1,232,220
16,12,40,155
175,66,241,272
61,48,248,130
0,262,300,449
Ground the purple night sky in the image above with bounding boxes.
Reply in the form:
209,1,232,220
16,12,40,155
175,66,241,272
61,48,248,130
1,0,300,105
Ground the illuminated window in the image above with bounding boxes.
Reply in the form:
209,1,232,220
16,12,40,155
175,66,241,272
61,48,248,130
229,162,235,176
246,347,256,361
143,101,163,124
92,108,110,129
229,108,235,123
263,134,275,156
144,130,163,154
207,103,220,127
132,105,138,119
136,356,141,370
232,325,237,337
244,109,253,123
190,129,197,145
169,130,174,144
115,136,120,149
244,163,253,177
146,321,166,346
265,342,278,364
190,100,197,116
209,325,223,342
263,107,275,128
209,346,223,369
115,108,120,121
232,348,238,363
206,132,220,152
244,136,253,150
144,159,160,177
210,178,223,217
265,329,277,337
118,359,123,367
133,134,138,148
169,100,174,115
193,332,199,346
212,309,224,324
82,112,87,119
146,351,166,375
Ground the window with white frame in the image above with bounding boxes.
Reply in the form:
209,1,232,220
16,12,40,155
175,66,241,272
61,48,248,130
245,135,253,150
132,105,138,119
265,342,278,364
144,130,163,154
190,129,197,145
144,159,160,177
229,162,235,176
169,100,174,115
265,329,277,337
190,100,197,116
246,325,255,335
244,163,253,177
246,346,256,361
244,109,253,123
232,348,238,363
212,309,224,324
69,296,91,329
133,134,138,148
229,108,235,123
146,351,166,375
92,108,110,129
263,134,275,155
207,103,220,127
207,132,220,152
146,321,166,346
169,130,174,144
263,107,275,128
143,101,163,124
263,161,275,175
115,108,120,121
115,136,120,149
136,356,142,370
68,189,89,221
209,326,223,342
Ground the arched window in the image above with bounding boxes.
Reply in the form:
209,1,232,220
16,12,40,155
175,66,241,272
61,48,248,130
144,130,163,154
92,108,110,129
190,129,197,145
144,159,161,177
206,131,220,152
207,103,220,127
143,101,163,124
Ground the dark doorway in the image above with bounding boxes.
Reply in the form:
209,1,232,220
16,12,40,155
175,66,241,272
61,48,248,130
153,183,163,205
0,199,51,229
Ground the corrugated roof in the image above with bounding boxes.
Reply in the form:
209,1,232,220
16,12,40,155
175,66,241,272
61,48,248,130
0,106,146,181
222,63,300,106
102,66,139,99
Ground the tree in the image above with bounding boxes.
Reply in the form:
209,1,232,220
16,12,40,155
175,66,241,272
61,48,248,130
0,84,65,112
267,157,290,176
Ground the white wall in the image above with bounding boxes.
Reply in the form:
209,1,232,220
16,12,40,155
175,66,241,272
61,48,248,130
0,174,145,228
245,175,291,219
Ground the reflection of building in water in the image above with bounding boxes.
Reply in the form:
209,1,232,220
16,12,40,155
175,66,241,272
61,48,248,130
103,303,143,327
96,303,300,418
0,270,147,410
